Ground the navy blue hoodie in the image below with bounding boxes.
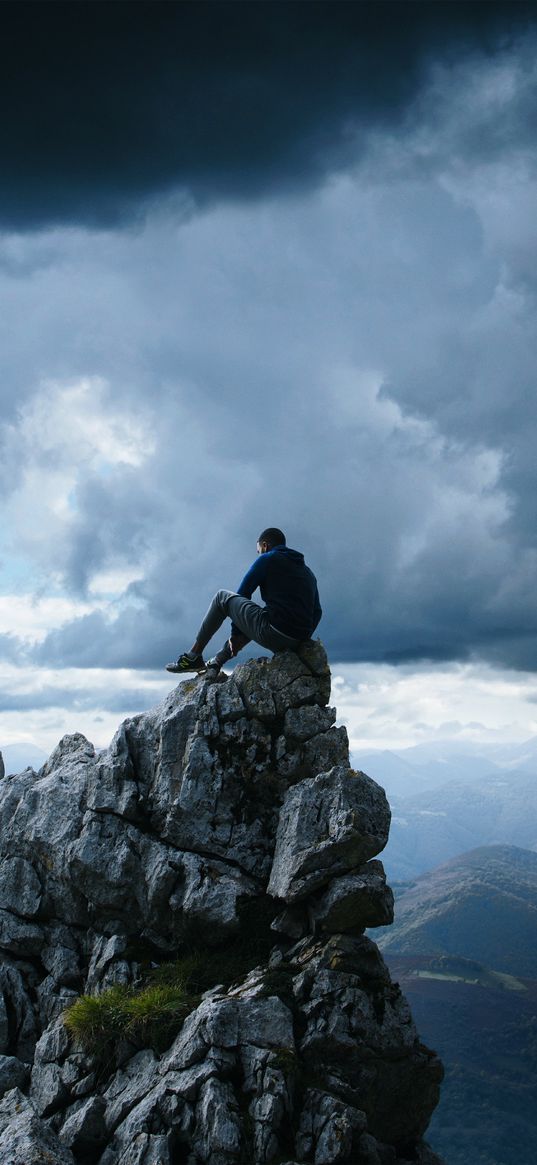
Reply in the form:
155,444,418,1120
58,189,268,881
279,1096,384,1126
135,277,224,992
236,545,322,640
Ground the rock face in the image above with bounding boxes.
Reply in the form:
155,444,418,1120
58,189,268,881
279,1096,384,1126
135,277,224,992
0,642,443,1164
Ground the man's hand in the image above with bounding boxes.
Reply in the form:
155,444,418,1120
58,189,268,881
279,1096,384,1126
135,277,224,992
229,631,249,657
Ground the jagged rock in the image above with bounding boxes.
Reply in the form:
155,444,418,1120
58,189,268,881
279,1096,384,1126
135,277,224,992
0,909,44,957
284,705,337,742
97,993,296,1164
0,1087,76,1163
295,1090,367,1163
60,1094,107,1151
33,1015,71,1065
233,645,331,718
0,642,444,1165
103,1049,160,1134
0,857,42,918
35,980,78,1029
310,861,395,933
0,1054,29,1096
0,960,38,1061
115,1133,173,1164
268,767,391,902
174,851,259,944
0,994,7,1054
291,935,443,1145
85,933,132,993
272,862,394,940
271,903,310,940
191,1077,241,1162
30,1015,77,1116
84,934,442,1165
40,924,82,989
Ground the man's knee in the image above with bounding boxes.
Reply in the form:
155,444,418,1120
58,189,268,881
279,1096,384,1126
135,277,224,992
214,589,234,613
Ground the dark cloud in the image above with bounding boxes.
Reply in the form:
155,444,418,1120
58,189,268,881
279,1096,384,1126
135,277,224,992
1,155,535,675
1,14,537,680
35,609,174,671
1,1,536,228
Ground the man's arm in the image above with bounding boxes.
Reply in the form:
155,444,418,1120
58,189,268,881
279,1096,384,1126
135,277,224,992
229,554,270,651
236,554,269,599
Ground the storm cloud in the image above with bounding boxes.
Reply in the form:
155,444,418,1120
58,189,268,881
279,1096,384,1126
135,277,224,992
2,155,535,672
1,1,536,228
1,1,537,753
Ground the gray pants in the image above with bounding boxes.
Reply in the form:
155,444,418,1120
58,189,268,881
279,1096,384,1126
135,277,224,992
195,590,299,661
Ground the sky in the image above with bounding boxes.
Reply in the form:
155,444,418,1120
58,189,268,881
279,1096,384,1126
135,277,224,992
1,0,537,761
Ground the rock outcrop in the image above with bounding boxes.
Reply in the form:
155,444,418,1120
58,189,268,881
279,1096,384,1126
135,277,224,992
0,642,443,1164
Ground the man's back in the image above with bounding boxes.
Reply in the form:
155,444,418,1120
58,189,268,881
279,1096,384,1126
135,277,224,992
165,527,321,675
238,544,322,640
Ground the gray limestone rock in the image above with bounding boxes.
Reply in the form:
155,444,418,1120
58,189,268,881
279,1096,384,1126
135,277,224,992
59,1094,107,1152
215,681,245,723
32,1016,71,1066
0,908,44,957
116,1133,173,1165
191,1076,241,1163
0,857,42,918
234,640,331,716
310,861,395,933
174,852,259,943
0,988,8,1054
271,903,310,940
0,1054,29,1097
30,1057,71,1117
268,766,391,902
40,924,81,989
0,1087,76,1164
0,960,38,1061
85,933,131,994
295,1090,367,1164
302,725,350,775
103,1049,160,1134
284,705,337,743
0,642,444,1165
293,936,443,1146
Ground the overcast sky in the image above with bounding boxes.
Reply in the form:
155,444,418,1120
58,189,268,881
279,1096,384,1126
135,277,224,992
1,1,537,760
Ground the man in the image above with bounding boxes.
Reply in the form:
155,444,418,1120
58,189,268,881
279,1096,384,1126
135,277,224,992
166,527,322,674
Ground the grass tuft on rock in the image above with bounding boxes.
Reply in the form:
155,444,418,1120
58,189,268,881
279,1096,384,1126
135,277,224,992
64,981,196,1057
64,897,278,1062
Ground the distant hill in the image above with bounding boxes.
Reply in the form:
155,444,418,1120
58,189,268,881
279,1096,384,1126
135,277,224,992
387,953,537,1165
377,845,537,977
378,846,537,1164
353,738,537,880
356,736,537,801
388,767,537,879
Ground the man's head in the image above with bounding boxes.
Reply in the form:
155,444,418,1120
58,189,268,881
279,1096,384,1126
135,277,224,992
257,527,286,554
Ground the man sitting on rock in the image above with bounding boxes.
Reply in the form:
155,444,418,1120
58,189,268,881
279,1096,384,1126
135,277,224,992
166,527,322,675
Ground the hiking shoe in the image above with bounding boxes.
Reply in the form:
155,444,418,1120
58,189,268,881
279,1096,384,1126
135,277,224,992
204,657,222,675
165,652,205,674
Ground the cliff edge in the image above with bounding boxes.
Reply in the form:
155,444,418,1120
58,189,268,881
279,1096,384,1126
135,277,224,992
0,642,443,1164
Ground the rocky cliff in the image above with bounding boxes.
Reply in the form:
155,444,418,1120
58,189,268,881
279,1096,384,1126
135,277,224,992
0,642,443,1165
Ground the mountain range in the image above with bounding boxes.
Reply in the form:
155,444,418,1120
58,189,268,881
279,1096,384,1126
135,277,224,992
353,739,537,880
377,843,537,976
377,844,537,1165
